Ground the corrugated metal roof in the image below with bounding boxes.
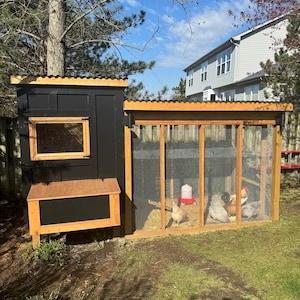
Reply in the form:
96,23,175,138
124,99,293,112
10,75,128,87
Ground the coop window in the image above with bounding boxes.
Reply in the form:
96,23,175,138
28,117,90,161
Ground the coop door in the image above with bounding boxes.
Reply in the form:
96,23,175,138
204,124,237,225
131,125,160,230
165,125,200,228
241,125,273,222
132,125,201,230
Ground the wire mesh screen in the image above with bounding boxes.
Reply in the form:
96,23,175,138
241,125,273,221
204,125,237,225
165,125,200,228
131,124,273,231
132,125,161,230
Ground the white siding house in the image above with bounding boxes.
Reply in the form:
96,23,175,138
184,16,288,101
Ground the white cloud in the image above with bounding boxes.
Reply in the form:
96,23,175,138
156,0,250,68
121,0,140,8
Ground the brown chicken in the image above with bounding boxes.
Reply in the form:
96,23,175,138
223,186,249,217
171,201,189,224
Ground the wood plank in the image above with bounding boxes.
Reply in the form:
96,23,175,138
271,125,281,220
27,178,120,201
11,75,128,87
235,124,243,225
109,194,121,225
28,201,41,236
124,100,293,112
199,125,205,227
124,125,133,234
160,125,166,229
242,176,260,187
40,218,116,234
27,201,41,247
133,119,276,125
125,220,272,239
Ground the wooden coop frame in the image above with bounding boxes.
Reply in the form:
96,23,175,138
123,100,293,238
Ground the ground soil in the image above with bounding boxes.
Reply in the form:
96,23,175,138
0,190,297,300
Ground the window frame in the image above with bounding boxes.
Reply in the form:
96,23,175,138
28,117,90,161
244,85,259,101
217,48,232,76
187,69,194,86
200,61,208,82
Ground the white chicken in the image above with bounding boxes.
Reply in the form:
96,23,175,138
242,201,260,219
172,201,189,224
209,194,229,223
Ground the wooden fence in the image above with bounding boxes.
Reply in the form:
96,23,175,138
0,117,22,201
1,112,300,201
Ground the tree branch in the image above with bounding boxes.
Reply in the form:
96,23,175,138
69,38,142,51
60,0,108,41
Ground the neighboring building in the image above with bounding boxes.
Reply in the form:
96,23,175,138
184,15,288,102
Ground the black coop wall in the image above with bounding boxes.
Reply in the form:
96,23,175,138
14,78,126,223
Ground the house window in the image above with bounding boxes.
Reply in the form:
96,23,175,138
200,61,208,82
187,70,194,86
220,90,235,101
217,48,232,76
28,117,90,161
245,85,259,101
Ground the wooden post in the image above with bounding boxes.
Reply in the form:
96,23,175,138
124,125,133,234
110,194,121,225
160,125,166,229
235,124,243,225
199,125,205,227
27,201,41,247
271,125,282,220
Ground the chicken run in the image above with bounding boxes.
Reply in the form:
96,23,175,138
130,122,277,232
144,186,264,230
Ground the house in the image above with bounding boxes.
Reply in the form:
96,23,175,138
184,15,289,102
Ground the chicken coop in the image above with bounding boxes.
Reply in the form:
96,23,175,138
12,76,293,244
123,100,293,238
11,76,127,246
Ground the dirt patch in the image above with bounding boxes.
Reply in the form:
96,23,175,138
0,200,260,300
3,195,298,299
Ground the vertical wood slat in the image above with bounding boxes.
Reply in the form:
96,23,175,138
124,125,133,234
160,125,166,229
28,201,41,247
271,125,282,220
235,124,243,225
199,125,205,227
0,118,9,198
110,194,121,225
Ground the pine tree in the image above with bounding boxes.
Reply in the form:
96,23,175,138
0,0,154,116
229,0,299,103
260,8,300,103
172,78,187,101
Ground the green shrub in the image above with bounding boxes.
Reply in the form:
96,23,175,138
23,240,66,267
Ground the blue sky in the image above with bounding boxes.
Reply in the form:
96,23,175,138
118,0,250,98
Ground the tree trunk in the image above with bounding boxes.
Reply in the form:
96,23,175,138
47,0,65,76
